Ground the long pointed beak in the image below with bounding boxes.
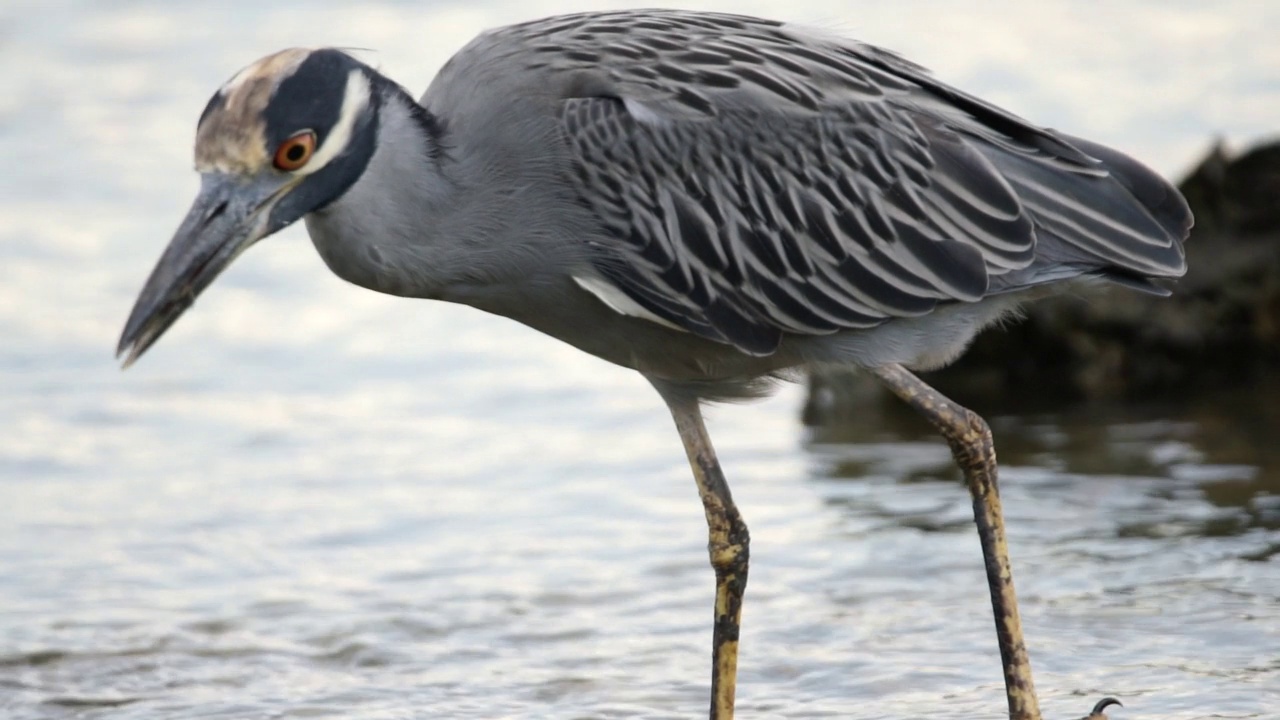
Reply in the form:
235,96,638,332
117,172,293,368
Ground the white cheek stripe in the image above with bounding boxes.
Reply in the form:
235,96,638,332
573,275,687,332
297,69,371,176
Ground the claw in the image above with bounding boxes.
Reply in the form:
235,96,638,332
1083,697,1123,719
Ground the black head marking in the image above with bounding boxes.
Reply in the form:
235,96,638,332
197,89,224,130
263,49,369,152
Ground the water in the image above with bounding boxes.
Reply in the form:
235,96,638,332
3,1,1278,718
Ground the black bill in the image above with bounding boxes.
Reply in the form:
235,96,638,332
117,172,293,367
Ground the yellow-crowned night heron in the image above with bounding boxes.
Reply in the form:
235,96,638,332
118,10,1189,720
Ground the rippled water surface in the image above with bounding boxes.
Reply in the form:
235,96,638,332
3,1,1278,718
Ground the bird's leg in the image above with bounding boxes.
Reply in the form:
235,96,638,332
664,395,750,720
870,363,1041,720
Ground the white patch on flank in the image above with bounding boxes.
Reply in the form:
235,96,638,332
573,275,686,331
623,97,668,127
296,70,372,176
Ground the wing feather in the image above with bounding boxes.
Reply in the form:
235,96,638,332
504,10,1193,355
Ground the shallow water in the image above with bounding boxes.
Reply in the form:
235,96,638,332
2,1,1278,718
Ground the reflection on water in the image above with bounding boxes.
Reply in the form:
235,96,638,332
3,0,1278,718
809,370,1280,551
802,373,1280,719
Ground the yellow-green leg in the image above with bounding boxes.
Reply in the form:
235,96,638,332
871,363,1042,720
664,395,749,720
659,369,1118,720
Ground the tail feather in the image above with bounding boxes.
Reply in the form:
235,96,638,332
976,131,1191,294
1058,132,1195,252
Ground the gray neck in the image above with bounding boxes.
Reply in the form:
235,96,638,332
303,86,584,314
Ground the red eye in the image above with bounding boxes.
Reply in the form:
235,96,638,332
273,130,316,171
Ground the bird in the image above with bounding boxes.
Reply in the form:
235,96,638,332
117,9,1190,720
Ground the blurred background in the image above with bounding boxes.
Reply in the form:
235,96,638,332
2,1,1277,718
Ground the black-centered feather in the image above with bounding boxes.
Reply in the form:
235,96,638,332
518,10,1191,355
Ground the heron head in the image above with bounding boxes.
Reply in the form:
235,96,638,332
118,48,380,366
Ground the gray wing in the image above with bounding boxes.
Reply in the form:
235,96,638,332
521,11,1190,355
